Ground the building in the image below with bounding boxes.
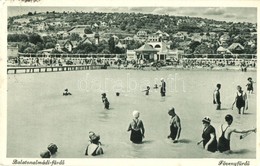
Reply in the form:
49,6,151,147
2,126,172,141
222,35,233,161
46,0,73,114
7,45,19,59
127,42,179,62
133,44,159,62
228,43,244,53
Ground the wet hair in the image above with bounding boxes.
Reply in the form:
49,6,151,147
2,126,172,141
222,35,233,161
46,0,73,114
225,114,233,122
216,84,221,88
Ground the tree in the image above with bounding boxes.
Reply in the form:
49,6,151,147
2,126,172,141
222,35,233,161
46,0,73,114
84,27,93,34
27,12,33,16
28,33,43,45
194,44,212,54
189,41,201,53
45,42,56,49
24,47,37,53
69,33,82,41
108,37,115,53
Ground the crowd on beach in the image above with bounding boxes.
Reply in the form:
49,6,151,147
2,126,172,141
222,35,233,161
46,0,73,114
40,76,256,158
8,56,256,72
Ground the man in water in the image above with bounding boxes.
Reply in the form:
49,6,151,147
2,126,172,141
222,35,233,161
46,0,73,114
218,114,256,153
213,84,221,110
160,78,166,97
232,85,248,114
167,107,181,143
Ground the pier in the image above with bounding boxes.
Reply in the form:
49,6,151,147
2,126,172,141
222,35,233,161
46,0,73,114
7,64,106,74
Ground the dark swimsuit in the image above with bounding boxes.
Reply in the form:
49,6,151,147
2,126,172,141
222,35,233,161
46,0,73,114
247,82,253,91
236,92,245,109
202,125,217,152
129,119,144,143
213,90,220,104
161,82,166,96
218,125,230,152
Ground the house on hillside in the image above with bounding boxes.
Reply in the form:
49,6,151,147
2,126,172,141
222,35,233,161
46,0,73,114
217,46,232,54
147,30,169,42
7,45,19,59
219,34,230,47
148,34,160,42
228,43,244,53
136,30,148,41
173,32,186,40
64,40,78,52
67,25,91,38
37,22,49,31
122,36,134,44
115,41,126,49
57,31,70,39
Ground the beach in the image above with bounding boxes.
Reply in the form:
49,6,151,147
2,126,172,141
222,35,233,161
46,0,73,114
7,69,256,158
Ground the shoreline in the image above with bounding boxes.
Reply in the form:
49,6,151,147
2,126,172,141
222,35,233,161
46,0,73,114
107,66,257,72
6,65,257,74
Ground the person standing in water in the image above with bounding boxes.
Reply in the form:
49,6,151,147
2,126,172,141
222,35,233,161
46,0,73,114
197,117,217,152
218,114,256,153
167,107,181,143
246,77,255,94
160,78,166,97
213,84,221,110
142,86,150,95
127,110,145,144
85,131,103,156
232,85,248,114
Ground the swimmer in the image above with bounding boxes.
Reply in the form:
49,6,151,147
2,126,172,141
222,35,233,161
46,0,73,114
167,107,181,143
213,84,221,110
101,93,110,109
63,89,72,96
246,77,255,94
197,117,217,152
85,131,103,156
127,110,145,144
160,78,166,97
153,84,158,89
232,85,248,115
218,114,256,153
142,86,150,95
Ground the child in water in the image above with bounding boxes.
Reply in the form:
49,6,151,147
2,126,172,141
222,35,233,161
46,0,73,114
127,110,145,144
153,84,158,89
63,89,72,96
142,86,150,95
85,131,104,156
101,93,110,109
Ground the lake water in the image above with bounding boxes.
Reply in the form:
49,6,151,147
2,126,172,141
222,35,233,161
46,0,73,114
7,69,256,158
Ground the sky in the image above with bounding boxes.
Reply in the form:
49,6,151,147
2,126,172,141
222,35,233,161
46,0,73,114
7,7,257,23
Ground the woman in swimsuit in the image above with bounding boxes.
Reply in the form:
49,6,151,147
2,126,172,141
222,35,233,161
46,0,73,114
198,117,217,152
127,110,145,144
85,131,104,156
246,77,255,94
218,114,256,153
232,85,248,114
167,107,181,143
